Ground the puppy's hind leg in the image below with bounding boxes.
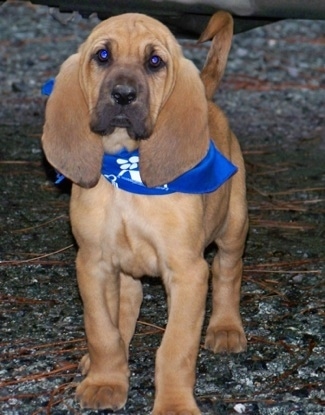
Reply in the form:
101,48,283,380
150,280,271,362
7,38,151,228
205,204,248,354
119,273,143,359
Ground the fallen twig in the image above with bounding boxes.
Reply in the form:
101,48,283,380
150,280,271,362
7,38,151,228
11,215,68,233
249,218,315,230
0,363,78,388
0,244,74,266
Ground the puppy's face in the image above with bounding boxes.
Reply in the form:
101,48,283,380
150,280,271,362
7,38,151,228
79,14,182,140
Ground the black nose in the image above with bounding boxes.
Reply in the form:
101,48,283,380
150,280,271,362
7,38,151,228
111,84,137,106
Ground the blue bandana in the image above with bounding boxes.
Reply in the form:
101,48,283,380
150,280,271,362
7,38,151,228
102,142,237,195
42,79,237,194
41,78,55,96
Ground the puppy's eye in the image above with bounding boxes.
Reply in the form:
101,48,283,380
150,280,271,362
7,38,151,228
147,55,164,71
96,49,110,63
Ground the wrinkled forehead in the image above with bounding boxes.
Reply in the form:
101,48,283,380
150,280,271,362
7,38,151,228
82,13,182,59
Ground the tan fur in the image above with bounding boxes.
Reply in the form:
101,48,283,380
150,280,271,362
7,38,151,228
42,12,248,415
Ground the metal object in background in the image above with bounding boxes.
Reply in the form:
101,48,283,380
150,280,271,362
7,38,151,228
15,0,325,36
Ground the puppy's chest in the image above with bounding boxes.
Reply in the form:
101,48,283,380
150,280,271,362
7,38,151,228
108,212,159,278
72,182,207,278
103,194,164,278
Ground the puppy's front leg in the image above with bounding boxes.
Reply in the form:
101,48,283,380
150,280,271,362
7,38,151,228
153,258,209,415
75,251,129,410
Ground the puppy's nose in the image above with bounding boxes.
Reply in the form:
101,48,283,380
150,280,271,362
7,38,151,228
111,84,137,106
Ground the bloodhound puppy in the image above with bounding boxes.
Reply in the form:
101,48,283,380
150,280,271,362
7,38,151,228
42,11,248,415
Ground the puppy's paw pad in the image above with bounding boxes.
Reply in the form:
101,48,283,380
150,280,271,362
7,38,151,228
205,327,247,353
76,380,128,410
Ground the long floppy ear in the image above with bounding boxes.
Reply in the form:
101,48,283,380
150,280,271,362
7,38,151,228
42,54,103,188
198,11,234,100
139,59,209,187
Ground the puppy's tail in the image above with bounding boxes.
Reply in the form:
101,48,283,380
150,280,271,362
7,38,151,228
198,11,234,100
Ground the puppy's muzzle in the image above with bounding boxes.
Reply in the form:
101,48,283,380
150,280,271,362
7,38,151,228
90,68,152,140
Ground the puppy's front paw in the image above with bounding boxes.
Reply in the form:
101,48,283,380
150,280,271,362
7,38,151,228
205,326,247,353
76,378,128,410
152,405,201,415
152,394,201,415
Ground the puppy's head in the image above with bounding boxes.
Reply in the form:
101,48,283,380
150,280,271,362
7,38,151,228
80,14,180,141
42,13,231,188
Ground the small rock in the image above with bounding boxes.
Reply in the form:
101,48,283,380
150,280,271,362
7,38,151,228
292,274,304,283
234,403,246,413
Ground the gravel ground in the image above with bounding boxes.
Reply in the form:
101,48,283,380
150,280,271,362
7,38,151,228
0,2,324,415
